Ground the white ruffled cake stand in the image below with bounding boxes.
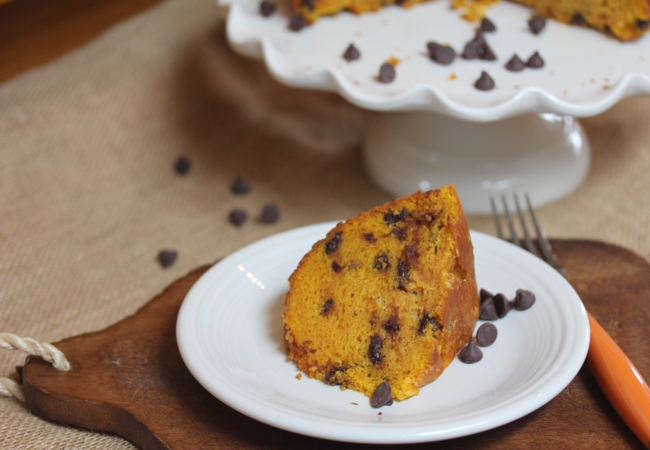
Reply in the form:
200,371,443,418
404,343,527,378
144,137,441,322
221,0,650,213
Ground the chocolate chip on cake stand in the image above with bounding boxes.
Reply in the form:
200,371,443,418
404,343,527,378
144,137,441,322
526,51,545,68
528,15,546,34
259,0,276,17
377,63,396,83
343,43,361,62
474,71,495,91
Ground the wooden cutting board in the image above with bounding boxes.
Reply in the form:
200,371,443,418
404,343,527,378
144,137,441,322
20,240,650,449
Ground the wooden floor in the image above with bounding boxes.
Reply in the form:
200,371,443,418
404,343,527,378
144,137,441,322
0,0,164,83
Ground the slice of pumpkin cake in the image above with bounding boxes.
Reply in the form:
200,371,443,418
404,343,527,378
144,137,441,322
283,185,479,402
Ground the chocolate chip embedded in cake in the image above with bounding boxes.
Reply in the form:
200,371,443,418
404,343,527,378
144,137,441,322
474,71,495,91
343,43,361,62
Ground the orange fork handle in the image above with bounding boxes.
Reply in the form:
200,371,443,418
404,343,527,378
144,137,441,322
587,312,650,448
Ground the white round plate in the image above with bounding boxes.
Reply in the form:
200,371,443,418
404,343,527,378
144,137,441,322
222,0,650,121
177,222,589,444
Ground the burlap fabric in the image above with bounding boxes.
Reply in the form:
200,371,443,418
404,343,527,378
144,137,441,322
0,0,649,447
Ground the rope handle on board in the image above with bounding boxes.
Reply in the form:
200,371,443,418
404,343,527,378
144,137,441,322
0,333,71,402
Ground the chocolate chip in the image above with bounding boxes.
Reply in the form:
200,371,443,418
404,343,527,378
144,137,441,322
526,51,544,69
476,323,498,347
397,260,409,289
426,42,456,65
383,317,400,334
637,19,650,30
343,43,361,62
363,233,376,243
371,381,393,408
480,17,496,32
391,227,407,241
368,335,383,364
505,54,526,71
378,63,396,83
479,297,499,320
324,365,347,385
528,15,546,34
480,42,496,61
480,288,494,303
301,0,315,11
325,231,342,255
474,71,495,91
462,39,482,60
458,339,483,363
289,14,308,31
418,314,441,334
260,203,280,224
229,209,247,227
259,0,276,17
493,293,513,318
231,177,251,195
384,211,402,225
331,262,342,272
157,249,177,268
571,12,586,25
514,289,536,310
174,156,191,175
373,253,390,271
321,298,334,316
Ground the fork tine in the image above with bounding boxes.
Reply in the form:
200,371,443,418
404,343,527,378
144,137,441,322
490,197,505,240
524,193,566,275
514,194,540,257
501,195,519,246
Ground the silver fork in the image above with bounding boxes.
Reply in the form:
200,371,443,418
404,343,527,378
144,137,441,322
490,193,565,275
490,193,650,448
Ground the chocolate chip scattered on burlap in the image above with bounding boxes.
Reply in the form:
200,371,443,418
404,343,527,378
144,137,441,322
260,1,276,17
528,15,546,34
289,14,308,31
505,54,526,71
174,156,191,175
480,297,499,320
514,289,536,310
157,249,177,268
526,51,544,68
378,63,396,83
476,323,498,347
371,381,394,408
260,203,280,224
480,17,496,32
427,42,456,65
458,339,483,363
231,177,251,195
493,293,513,318
229,208,247,227
343,43,361,61
474,71,495,91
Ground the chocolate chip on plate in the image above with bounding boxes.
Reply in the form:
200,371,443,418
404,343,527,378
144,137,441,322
288,14,308,31
480,288,494,303
505,54,526,71
343,43,361,62
493,293,513,318
427,42,456,65
462,37,483,60
474,71,495,91
480,297,499,320
514,289,536,310
378,63,396,83
476,323,498,347
458,339,483,363
480,17,496,32
231,177,251,195
526,51,545,68
260,203,280,224
229,208,247,227
371,381,394,408
157,249,177,269
174,156,191,175
528,15,546,34
259,0,276,17
481,41,496,61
